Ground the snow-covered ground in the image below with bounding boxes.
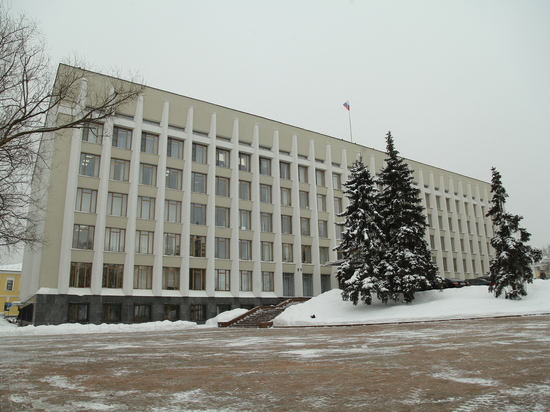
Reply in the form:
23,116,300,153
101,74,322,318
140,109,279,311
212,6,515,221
1,280,548,335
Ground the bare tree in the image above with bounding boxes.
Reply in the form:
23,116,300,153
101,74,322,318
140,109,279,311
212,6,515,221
0,6,143,255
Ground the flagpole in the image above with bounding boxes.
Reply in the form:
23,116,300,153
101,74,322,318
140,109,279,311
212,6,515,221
348,105,353,143
343,101,353,143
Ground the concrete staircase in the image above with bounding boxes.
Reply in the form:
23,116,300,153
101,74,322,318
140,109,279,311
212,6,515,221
218,298,309,328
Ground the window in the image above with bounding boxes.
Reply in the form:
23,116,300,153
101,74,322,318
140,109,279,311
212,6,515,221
113,126,132,149
79,153,100,177
139,163,157,186
165,168,183,190
318,220,328,238
141,132,158,154
315,169,325,186
282,243,293,262
259,157,271,175
281,187,291,206
239,210,251,230
102,264,124,288
332,173,342,190
164,200,181,222
134,266,153,289
72,224,95,250
215,237,230,259
334,197,343,214
303,274,313,297
320,247,329,264
137,196,155,219
190,304,206,321
191,172,207,193
262,271,274,292
68,304,89,323
239,180,251,200
317,194,327,211
135,230,154,254
164,233,181,256
102,304,122,322
298,166,308,183
261,213,272,232
164,305,179,321
261,241,273,261
192,143,208,163
104,227,126,252
134,305,151,322
280,162,291,179
299,191,309,209
215,176,230,197
109,158,130,182
215,207,230,228
239,152,251,171
260,184,272,203
281,215,292,234
163,267,180,290
216,148,230,167
75,188,97,213
302,245,312,263
106,192,128,217
283,273,294,296
70,262,92,287
191,203,206,225
215,269,230,291
321,274,331,293
190,235,207,257
189,269,206,290
240,270,252,291
167,137,183,159
6,278,14,291
82,122,103,144
300,218,310,236
335,223,344,239
239,239,252,260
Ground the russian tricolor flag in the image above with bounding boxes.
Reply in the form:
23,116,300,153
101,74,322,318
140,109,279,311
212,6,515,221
343,101,350,111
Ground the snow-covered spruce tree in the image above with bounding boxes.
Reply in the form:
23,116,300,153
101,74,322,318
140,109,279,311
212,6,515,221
486,167,542,300
335,160,384,305
376,132,440,303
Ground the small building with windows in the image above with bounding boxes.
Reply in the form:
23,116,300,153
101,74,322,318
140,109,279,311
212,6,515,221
0,263,22,318
19,65,495,325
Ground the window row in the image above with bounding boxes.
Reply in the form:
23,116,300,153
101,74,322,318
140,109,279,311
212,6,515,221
75,222,340,259
70,263,331,296
79,150,342,191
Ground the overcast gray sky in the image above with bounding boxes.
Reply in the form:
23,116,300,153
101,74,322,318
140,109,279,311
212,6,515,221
12,0,550,248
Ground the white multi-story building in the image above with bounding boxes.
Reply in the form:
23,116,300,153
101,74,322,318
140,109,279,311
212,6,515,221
19,65,494,325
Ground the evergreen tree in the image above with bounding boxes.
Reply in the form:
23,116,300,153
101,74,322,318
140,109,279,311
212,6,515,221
335,160,384,305
376,132,440,303
486,167,542,300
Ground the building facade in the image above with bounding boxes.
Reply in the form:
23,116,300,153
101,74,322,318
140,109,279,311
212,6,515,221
20,65,495,325
0,264,21,318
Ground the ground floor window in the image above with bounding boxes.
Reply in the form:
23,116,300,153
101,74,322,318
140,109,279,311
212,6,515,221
190,304,206,322
283,272,294,297
215,269,230,291
240,270,252,291
190,268,206,290
217,304,231,315
164,305,179,321
102,304,122,322
303,274,313,297
134,304,151,322
262,271,274,292
321,274,332,293
68,303,89,323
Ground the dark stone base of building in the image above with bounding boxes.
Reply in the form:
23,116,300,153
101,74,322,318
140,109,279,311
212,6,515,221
20,294,286,326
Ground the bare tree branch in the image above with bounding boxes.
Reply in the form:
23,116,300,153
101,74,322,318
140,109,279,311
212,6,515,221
0,5,143,254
